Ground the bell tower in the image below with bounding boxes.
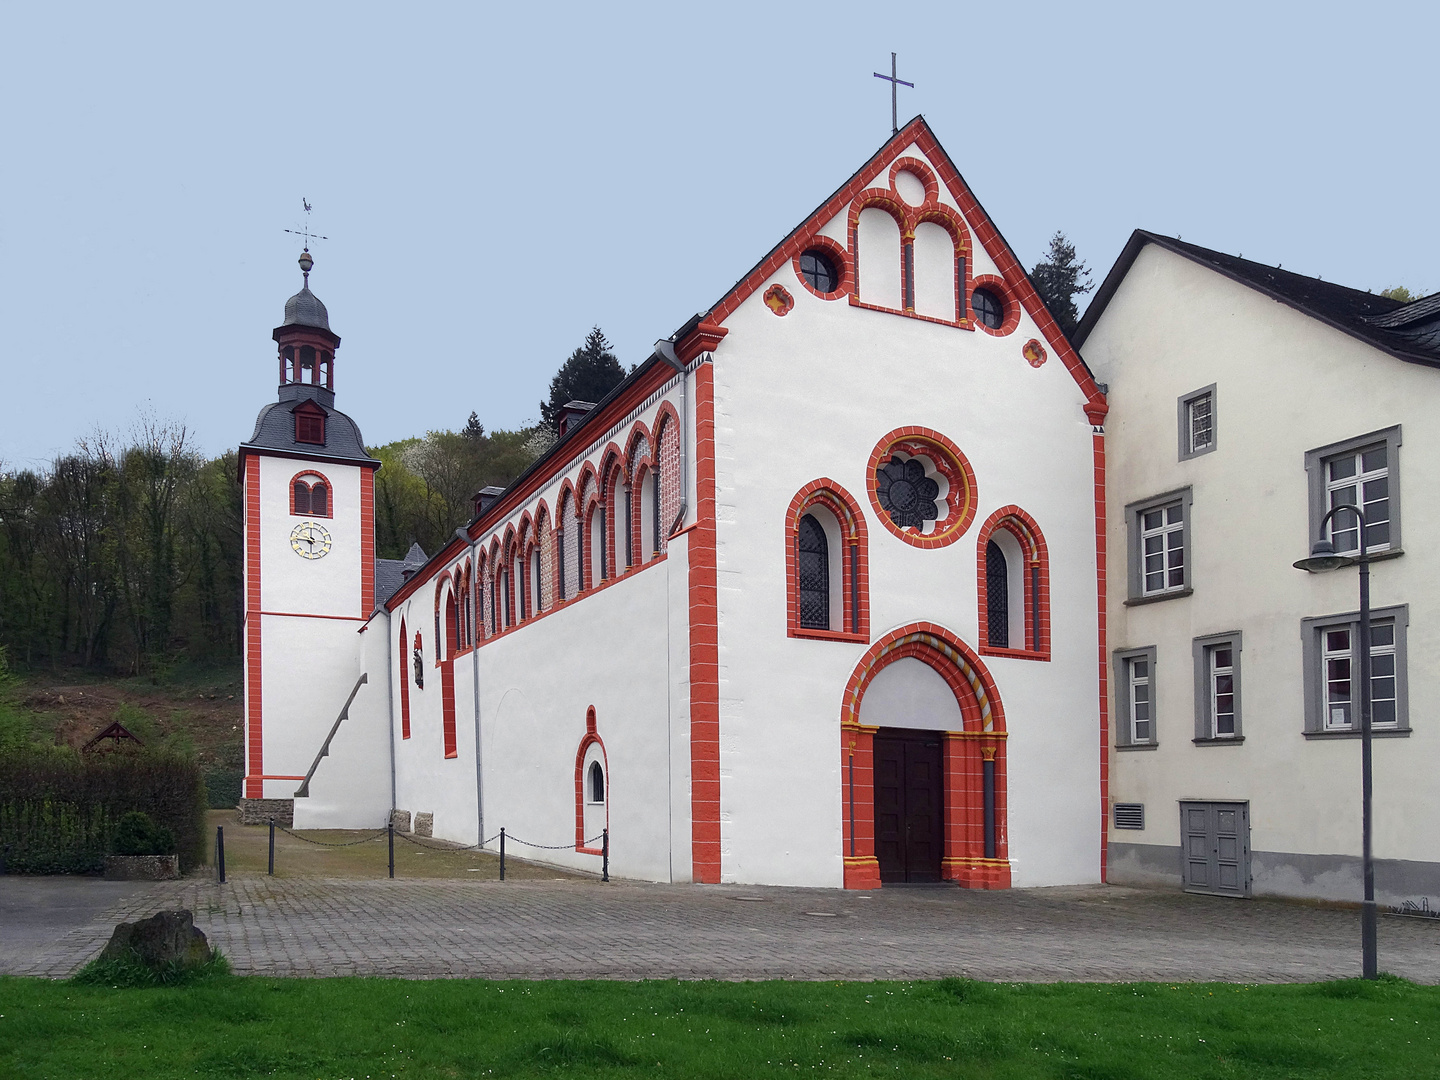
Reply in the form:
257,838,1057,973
237,251,380,815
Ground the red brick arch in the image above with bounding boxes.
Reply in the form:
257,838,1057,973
840,623,1009,891
784,479,869,643
977,506,1050,661
573,706,608,853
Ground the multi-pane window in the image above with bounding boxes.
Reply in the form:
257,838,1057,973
985,540,1009,648
1306,427,1401,559
1113,645,1158,748
1187,394,1213,454
796,513,829,631
1321,621,1397,731
1325,444,1390,554
1140,502,1185,595
1178,385,1217,460
1209,645,1236,737
1128,655,1153,743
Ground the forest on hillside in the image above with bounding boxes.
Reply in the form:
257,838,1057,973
0,329,629,676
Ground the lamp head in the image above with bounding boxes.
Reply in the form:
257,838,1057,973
1293,536,1352,573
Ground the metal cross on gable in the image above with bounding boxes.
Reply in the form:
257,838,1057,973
284,197,329,250
873,53,915,136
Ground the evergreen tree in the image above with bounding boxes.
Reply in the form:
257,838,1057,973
539,327,627,433
462,411,485,443
1030,232,1094,339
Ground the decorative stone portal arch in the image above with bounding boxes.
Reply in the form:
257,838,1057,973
839,622,1009,890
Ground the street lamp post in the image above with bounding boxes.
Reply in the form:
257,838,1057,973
1293,503,1376,979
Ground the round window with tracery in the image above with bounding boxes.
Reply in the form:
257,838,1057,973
867,428,977,548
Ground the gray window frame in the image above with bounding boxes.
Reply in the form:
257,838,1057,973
1124,487,1193,604
1113,644,1159,750
1304,425,1402,557
1301,603,1410,738
1192,631,1243,743
1177,383,1217,460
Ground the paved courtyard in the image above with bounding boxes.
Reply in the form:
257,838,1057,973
3,873,1437,983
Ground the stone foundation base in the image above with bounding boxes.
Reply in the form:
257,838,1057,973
104,854,181,881
414,812,434,837
942,856,1012,889
843,855,882,889
391,810,412,833
237,798,294,827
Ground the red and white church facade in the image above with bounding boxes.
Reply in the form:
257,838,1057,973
240,118,1111,889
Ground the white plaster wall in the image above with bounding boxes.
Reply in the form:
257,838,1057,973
257,614,368,800
257,455,364,617
709,187,1103,888
386,378,694,880
1085,243,1440,870
292,612,395,829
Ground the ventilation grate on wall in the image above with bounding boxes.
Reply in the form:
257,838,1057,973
1114,803,1145,830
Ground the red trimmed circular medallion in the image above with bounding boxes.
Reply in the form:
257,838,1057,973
866,427,978,548
764,283,794,316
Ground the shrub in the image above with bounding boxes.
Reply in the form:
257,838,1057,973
110,811,175,857
0,749,206,873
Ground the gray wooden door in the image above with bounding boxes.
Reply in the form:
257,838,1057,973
1180,801,1250,897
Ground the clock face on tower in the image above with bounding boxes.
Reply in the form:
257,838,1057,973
290,521,333,560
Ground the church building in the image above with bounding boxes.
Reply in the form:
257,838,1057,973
239,117,1110,889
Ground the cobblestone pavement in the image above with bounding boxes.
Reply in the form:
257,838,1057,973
4,874,1438,983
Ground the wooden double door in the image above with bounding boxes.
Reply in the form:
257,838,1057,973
874,729,944,883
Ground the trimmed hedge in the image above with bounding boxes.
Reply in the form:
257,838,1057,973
0,750,207,874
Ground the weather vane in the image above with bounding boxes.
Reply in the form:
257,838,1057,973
873,53,914,136
284,198,329,251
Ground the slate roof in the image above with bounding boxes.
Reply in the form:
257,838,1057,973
283,285,330,331
241,383,378,466
375,542,428,607
1073,231,1440,369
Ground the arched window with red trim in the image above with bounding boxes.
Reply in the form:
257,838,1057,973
398,617,411,739
976,506,1050,661
290,471,332,518
785,481,869,643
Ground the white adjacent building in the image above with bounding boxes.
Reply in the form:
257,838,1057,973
239,117,1111,890
1077,232,1440,907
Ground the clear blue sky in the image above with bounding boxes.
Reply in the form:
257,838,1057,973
1,1,1433,465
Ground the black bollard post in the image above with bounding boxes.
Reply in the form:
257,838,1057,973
602,828,609,883
216,826,226,884
499,828,506,881
388,821,395,879
268,819,275,876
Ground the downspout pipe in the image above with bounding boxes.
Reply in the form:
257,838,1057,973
655,338,688,536
384,611,397,818
455,526,486,847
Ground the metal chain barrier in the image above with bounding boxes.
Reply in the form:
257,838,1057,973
393,831,498,852
245,814,610,884
273,822,391,847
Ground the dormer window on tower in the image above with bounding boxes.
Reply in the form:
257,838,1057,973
294,401,327,445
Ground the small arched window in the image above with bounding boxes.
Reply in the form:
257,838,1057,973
977,507,1050,661
290,473,332,518
589,760,605,803
986,540,1010,648
797,513,830,631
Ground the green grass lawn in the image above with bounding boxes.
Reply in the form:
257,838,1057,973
1,974,1436,1079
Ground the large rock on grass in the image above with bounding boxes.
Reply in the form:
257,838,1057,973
99,910,212,969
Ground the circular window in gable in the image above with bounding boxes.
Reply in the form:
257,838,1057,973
866,428,977,548
799,249,838,294
971,287,1004,329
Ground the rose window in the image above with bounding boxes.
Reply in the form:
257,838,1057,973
876,456,940,529
867,428,977,548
